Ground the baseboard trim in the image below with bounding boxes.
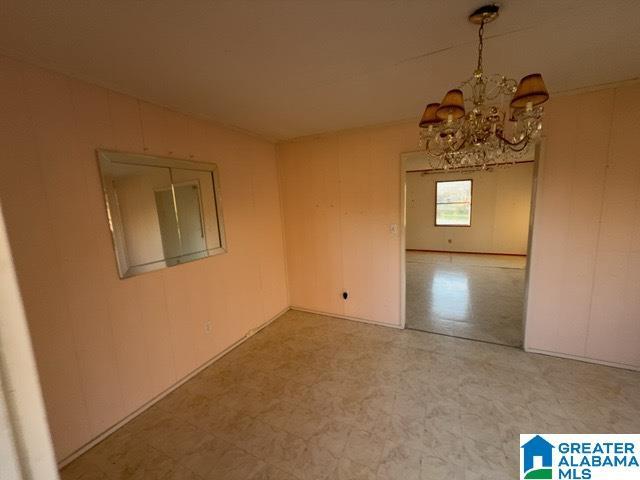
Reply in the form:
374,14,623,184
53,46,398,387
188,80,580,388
524,347,640,372
289,306,403,330
59,305,637,469
406,248,527,257
57,306,290,469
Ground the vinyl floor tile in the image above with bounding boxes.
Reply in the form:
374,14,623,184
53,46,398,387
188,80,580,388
60,309,640,480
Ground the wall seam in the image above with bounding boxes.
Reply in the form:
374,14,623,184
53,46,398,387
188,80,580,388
336,135,346,316
20,64,94,448
71,79,128,430
106,89,155,412
274,145,292,307
137,102,179,387
251,152,267,324
581,88,617,355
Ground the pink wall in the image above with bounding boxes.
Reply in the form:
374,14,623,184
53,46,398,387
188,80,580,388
0,55,288,460
278,84,640,369
278,125,415,326
2,50,639,463
525,85,640,369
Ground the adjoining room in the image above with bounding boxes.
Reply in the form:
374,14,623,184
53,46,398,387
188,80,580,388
0,2,639,480
404,152,535,346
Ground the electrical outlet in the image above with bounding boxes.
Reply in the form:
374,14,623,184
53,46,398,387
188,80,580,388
204,321,212,334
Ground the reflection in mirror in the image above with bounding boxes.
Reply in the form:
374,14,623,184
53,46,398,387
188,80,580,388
171,168,222,252
97,151,226,278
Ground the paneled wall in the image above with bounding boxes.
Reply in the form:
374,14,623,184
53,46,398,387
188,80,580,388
0,55,288,460
2,51,639,464
278,84,640,369
406,163,534,255
525,85,640,369
278,125,415,325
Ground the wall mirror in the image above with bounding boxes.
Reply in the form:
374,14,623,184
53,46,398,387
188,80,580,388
97,150,226,278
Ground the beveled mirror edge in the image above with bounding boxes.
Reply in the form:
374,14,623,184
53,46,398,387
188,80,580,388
95,149,228,280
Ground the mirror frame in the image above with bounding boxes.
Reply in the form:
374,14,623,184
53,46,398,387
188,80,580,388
96,149,227,279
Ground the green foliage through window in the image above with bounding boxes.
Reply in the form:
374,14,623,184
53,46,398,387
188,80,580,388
435,180,472,226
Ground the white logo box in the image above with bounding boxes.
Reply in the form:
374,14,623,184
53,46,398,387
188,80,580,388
520,434,640,480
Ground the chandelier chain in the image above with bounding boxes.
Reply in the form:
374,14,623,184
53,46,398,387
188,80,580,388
476,20,485,73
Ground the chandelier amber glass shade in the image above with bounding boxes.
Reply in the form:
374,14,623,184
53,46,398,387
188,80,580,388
511,73,549,109
419,103,442,127
436,89,465,120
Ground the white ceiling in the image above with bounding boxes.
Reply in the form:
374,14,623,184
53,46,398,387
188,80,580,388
1,1,639,141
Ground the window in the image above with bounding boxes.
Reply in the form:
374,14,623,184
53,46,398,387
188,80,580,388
435,179,472,226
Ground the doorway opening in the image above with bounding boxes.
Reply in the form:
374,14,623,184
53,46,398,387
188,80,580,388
400,149,539,348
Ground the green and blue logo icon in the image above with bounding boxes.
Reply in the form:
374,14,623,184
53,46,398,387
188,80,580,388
521,435,555,479
520,434,640,479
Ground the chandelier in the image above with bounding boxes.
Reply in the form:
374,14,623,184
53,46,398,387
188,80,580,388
418,4,549,170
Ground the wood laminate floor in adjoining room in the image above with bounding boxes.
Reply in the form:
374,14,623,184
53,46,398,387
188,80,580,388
60,310,640,480
406,251,527,347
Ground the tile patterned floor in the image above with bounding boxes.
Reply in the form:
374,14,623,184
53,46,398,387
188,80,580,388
60,310,640,480
406,252,526,346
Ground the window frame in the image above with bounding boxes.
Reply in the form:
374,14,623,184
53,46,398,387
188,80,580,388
434,179,473,227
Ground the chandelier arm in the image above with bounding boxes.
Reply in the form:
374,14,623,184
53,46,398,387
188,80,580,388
495,132,531,152
425,134,472,159
442,136,469,154
424,138,445,157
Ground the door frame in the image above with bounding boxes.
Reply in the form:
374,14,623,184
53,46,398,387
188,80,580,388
398,142,544,346
0,201,60,479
